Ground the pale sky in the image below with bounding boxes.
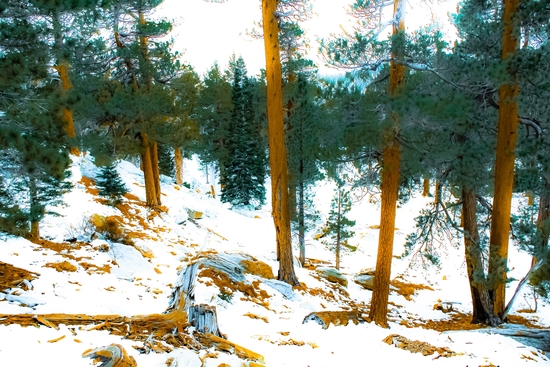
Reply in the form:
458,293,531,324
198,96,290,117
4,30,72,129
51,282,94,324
158,0,459,77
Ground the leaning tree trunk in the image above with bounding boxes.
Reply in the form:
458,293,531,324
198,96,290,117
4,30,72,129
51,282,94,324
262,0,299,285
140,133,159,208
369,0,405,328
488,0,520,318
462,186,501,326
174,147,184,185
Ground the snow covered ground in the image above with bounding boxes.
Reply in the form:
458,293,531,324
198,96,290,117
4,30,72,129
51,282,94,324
0,155,548,366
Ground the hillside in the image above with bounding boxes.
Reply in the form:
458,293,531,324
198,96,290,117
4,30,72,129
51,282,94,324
0,155,549,367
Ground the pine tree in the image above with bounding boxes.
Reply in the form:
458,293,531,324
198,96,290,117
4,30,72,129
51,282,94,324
96,162,128,206
322,186,356,270
0,1,74,238
262,0,299,285
195,63,234,186
221,57,267,207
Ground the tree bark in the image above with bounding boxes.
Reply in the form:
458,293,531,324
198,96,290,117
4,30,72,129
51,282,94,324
336,189,341,270
462,186,501,326
140,133,159,208
368,0,405,328
151,141,161,205
262,0,299,285
174,147,184,185
422,177,430,197
298,176,306,266
488,0,520,318
55,63,79,155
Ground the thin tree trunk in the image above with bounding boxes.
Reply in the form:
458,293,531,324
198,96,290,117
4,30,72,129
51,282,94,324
28,177,40,239
298,176,306,266
151,141,161,205
488,0,520,318
140,133,158,208
369,0,405,328
262,0,298,285
526,190,535,206
434,180,441,204
336,189,341,270
422,177,430,197
174,147,184,185
462,186,501,326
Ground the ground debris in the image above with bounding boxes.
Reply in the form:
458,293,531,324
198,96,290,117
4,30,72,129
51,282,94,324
382,334,456,357
302,310,367,329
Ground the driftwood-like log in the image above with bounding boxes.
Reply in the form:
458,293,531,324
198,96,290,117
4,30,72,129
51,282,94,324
82,344,137,367
302,311,366,329
196,333,265,364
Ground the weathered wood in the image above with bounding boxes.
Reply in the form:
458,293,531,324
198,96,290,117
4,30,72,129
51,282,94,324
82,344,137,367
189,304,224,338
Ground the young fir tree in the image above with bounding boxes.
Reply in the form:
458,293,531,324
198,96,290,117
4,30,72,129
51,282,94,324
221,56,267,208
195,62,234,186
322,186,356,270
157,143,175,178
97,162,128,206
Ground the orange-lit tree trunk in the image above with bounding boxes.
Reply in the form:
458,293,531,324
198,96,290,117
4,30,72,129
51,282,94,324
140,133,159,208
488,0,520,318
55,63,79,155
174,147,184,185
262,0,298,285
151,141,161,205
422,177,430,197
368,0,405,328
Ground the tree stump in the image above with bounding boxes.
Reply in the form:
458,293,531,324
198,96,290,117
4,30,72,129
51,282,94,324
189,304,224,338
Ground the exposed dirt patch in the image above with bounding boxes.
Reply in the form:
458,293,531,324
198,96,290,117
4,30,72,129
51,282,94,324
390,278,434,301
0,262,39,293
79,176,99,196
198,268,271,309
79,262,111,275
45,261,78,272
383,334,456,357
402,311,546,332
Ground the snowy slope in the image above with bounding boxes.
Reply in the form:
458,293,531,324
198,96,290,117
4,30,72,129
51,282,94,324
0,155,548,367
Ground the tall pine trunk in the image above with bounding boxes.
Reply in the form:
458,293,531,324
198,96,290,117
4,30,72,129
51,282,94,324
140,133,159,208
462,186,501,326
422,177,430,197
151,141,161,205
368,0,405,328
174,147,184,185
488,0,520,318
262,0,298,285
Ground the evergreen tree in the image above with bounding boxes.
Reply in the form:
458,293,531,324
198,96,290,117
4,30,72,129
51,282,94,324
0,1,74,238
221,56,267,207
96,162,128,205
322,186,356,270
158,143,175,178
195,63,234,185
